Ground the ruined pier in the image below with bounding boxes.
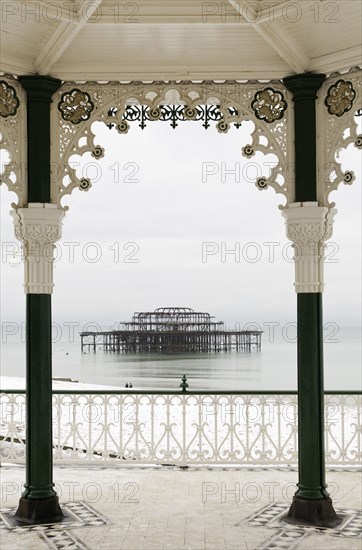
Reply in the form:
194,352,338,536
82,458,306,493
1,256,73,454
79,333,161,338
80,307,262,354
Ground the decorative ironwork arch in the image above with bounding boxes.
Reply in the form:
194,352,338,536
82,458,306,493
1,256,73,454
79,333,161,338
51,80,294,210
1,73,359,212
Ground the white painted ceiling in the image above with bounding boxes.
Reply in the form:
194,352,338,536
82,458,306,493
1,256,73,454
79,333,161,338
0,0,361,81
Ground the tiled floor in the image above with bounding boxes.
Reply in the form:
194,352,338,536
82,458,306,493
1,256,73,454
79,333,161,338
0,465,361,549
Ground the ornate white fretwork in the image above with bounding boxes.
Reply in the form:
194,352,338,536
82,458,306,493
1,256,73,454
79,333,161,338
317,67,362,207
283,202,337,293
10,203,65,294
0,391,360,467
0,75,27,208
51,80,294,209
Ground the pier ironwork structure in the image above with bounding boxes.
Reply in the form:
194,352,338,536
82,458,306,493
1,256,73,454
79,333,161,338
0,0,361,527
80,307,262,353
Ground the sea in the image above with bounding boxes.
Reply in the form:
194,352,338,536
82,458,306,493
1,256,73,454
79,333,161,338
1,327,361,391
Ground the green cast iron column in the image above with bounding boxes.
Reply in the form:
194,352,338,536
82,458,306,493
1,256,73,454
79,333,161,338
283,74,338,525
296,292,327,500
15,76,63,523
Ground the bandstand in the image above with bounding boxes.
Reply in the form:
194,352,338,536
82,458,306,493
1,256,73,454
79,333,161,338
0,0,361,532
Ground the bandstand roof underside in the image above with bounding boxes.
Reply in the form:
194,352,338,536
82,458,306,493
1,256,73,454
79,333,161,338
0,0,361,82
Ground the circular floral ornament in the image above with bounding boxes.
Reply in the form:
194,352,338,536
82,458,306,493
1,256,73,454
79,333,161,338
216,120,229,133
256,177,268,190
343,171,355,185
79,178,91,191
251,88,287,124
355,135,362,149
91,146,104,159
242,145,254,158
325,80,356,117
58,89,94,124
116,121,130,134
183,107,197,120
148,108,161,120
0,81,20,118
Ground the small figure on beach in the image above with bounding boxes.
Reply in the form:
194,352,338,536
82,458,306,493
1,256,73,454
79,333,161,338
125,383,129,388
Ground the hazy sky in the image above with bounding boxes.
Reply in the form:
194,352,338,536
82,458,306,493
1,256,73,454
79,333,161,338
1,118,361,334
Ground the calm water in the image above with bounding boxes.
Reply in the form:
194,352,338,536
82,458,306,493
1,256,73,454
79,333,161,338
1,328,361,391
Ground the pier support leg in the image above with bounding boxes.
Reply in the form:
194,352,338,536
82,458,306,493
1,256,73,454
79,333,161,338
283,73,339,526
12,76,64,524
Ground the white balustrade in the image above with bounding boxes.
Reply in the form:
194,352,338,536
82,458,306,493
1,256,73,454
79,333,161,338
0,393,360,467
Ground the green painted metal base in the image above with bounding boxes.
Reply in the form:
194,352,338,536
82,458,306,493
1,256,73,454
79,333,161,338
285,496,342,528
14,495,64,525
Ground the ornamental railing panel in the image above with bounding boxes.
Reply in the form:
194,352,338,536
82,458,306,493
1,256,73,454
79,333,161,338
0,392,360,467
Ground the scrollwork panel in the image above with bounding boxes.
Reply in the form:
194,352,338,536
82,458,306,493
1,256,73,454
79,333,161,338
51,80,293,210
0,76,27,208
317,68,361,207
1,392,360,466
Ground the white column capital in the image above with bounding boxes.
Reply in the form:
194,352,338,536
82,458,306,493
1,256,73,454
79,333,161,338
282,202,337,293
10,203,65,294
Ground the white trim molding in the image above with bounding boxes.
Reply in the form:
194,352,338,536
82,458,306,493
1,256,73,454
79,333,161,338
282,202,337,293
10,203,65,294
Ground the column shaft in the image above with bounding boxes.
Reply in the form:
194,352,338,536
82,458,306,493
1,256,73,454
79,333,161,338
296,293,326,499
283,74,339,526
14,75,63,523
24,295,54,499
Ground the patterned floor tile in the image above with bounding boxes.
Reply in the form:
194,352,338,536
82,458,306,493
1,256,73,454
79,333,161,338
239,502,362,549
239,503,288,527
257,528,310,549
40,530,88,550
0,501,109,550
